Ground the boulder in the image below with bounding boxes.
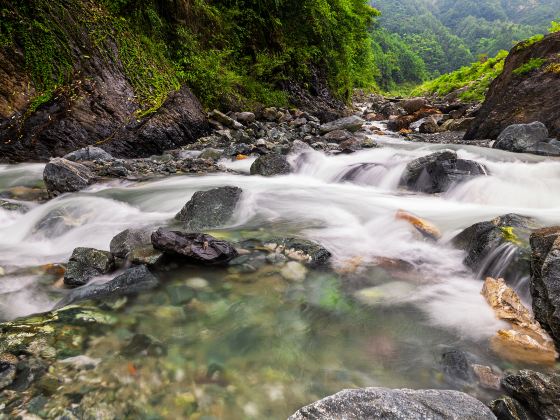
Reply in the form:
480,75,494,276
493,122,549,153
63,146,113,162
319,115,365,134
288,387,496,420
64,247,115,287
55,265,158,308
43,158,96,196
250,153,291,176
401,97,428,114
110,228,153,259
399,150,487,194
524,140,560,157
501,370,560,419
530,227,560,348
233,111,256,124
175,186,242,230
151,228,238,265
208,109,244,130
490,396,532,420
322,129,353,143
453,214,538,283
418,116,440,134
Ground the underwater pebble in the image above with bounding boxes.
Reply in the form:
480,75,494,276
280,261,307,282
186,277,209,289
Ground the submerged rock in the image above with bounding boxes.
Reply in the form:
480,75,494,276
319,115,364,134
490,396,532,420
121,333,167,357
399,150,487,194
0,199,28,213
530,226,560,349
395,210,441,241
0,353,18,390
289,387,496,419
250,153,291,176
265,238,331,267
43,158,96,196
175,186,242,230
56,265,158,308
63,146,113,162
151,228,238,265
493,122,549,153
482,277,557,364
64,247,115,287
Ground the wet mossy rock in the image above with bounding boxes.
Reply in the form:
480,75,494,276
175,186,242,230
64,247,115,287
453,214,539,283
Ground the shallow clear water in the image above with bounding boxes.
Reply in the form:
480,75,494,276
1,137,559,417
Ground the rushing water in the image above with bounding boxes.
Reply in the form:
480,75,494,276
1,136,559,417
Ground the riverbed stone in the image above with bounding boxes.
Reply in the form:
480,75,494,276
43,158,96,196
273,238,331,267
151,228,238,265
63,146,113,162
110,228,153,259
493,122,549,153
208,109,244,130
0,199,28,213
0,353,18,390
250,153,291,176
64,247,115,287
175,186,242,230
289,387,496,419
319,115,365,134
490,396,532,420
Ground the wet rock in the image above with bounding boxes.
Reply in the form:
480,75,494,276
289,387,496,419
280,261,308,282
490,396,532,420
401,97,428,114
151,228,238,265
198,147,223,160
63,146,113,162
128,245,165,266
250,153,291,176
0,353,17,390
55,265,158,308
59,355,100,370
233,111,256,124
208,109,244,130
379,102,404,118
9,357,48,392
354,281,415,307
493,122,549,153
322,129,353,143
501,370,560,419
453,214,538,283
64,247,115,287
524,141,560,157
110,228,153,259
395,210,441,241
400,150,487,194
482,277,557,364
530,226,560,348
268,238,331,267
175,186,242,230
418,116,440,134
319,115,365,134
472,364,501,390
43,158,96,196
0,199,28,213
441,348,473,383
121,333,167,357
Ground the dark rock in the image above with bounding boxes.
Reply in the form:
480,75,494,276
64,247,115,287
63,146,113,162
401,97,428,114
121,333,167,357
322,129,353,143
419,116,440,134
524,141,560,156
288,387,496,420
55,265,159,308
110,228,153,259
319,115,364,134
465,32,560,140
490,397,533,420
530,227,560,347
493,122,549,153
0,199,28,213
43,158,96,196
151,228,238,265
338,138,361,154
175,186,242,230
379,102,404,118
441,348,473,383
278,238,331,267
250,153,291,176
0,353,17,390
128,245,165,266
501,370,560,419
198,148,223,160
9,357,48,392
453,214,538,284
400,151,487,194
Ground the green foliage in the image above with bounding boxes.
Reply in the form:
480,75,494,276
549,21,560,33
412,50,508,101
512,58,546,76
514,34,545,51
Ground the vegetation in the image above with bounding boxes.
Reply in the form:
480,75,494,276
512,58,547,76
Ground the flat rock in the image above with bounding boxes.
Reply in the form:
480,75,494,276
63,146,113,162
110,228,153,259
250,153,291,176
319,115,364,134
289,387,496,420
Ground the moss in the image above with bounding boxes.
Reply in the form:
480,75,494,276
500,226,522,246
512,58,546,76
514,34,545,52
544,62,560,74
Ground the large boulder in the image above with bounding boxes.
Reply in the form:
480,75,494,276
64,247,115,287
289,387,496,420
530,227,560,348
250,154,291,176
493,122,549,153
400,151,487,194
400,97,428,114
465,32,560,140
55,265,158,308
453,214,538,283
500,370,560,419
175,186,242,230
319,115,364,134
151,228,238,265
43,158,96,196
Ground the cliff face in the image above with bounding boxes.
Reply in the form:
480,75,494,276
0,1,209,162
465,32,560,140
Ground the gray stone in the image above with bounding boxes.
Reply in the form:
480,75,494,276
110,228,153,259
63,146,113,162
198,148,223,160
43,158,96,196
0,353,17,390
289,387,496,420
233,111,256,124
64,247,115,287
493,122,549,153
250,153,291,176
320,115,365,134
0,199,28,213
175,186,242,230
322,129,353,142
524,141,560,156
55,265,158,309
208,109,244,130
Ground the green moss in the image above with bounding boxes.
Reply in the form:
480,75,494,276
514,34,545,51
545,62,560,74
512,58,546,76
499,226,522,246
